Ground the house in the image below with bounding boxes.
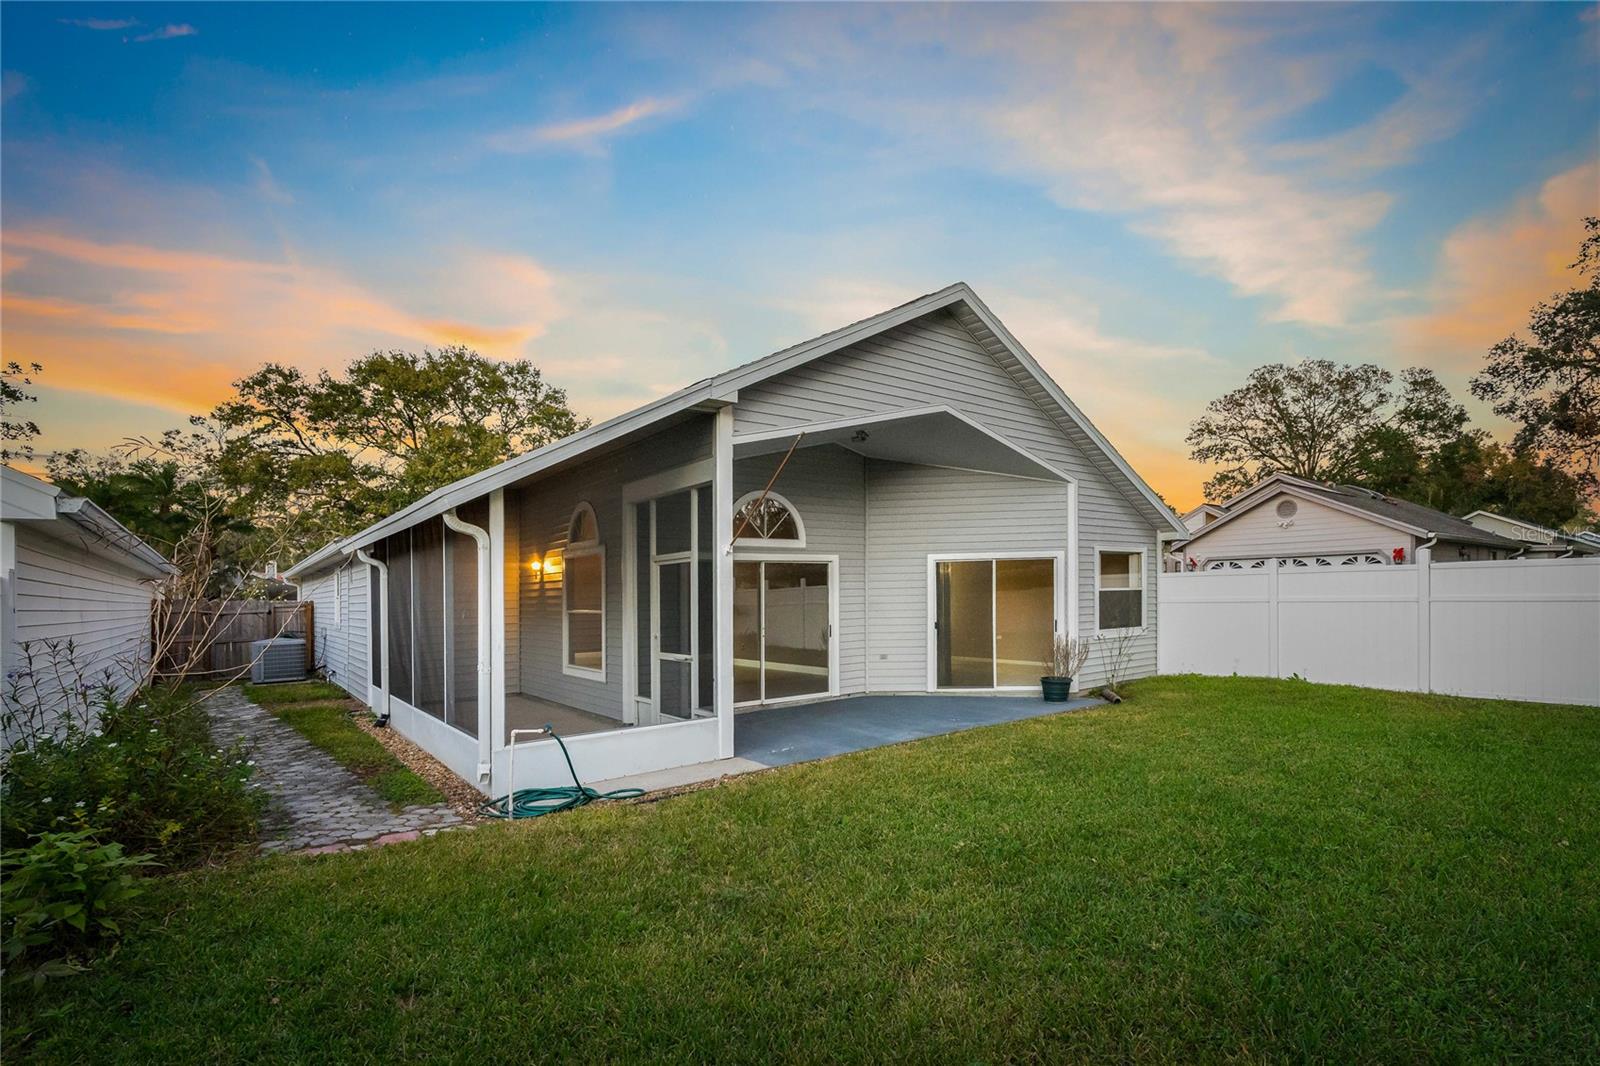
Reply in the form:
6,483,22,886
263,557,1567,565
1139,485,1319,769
286,283,1184,795
1176,473,1526,570
1,465,176,741
1462,510,1600,558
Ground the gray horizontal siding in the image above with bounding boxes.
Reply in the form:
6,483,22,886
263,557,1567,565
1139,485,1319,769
865,462,1070,691
301,560,369,700
8,524,156,718
734,444,867,696
733,309,1160,687
514,416,713,718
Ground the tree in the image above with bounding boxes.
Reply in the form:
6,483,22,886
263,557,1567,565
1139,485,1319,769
211,346,588,557
2,361,43,462
1187,361,1465,500
1472,217,1600,498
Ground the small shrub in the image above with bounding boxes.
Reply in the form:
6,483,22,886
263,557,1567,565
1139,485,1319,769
1,685,263,867
1,831,154,982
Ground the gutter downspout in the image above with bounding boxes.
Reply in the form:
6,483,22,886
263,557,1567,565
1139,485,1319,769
355,548,391,725
443,509,494,785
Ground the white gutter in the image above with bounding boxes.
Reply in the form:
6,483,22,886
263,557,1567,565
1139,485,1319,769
355,548,390,724
442,508,493,785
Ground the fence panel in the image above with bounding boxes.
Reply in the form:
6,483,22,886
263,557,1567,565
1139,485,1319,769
1157,557,1599,706
154,599,312,680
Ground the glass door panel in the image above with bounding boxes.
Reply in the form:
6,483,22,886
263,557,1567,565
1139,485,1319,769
935,560,994,688
762,563,830,701
733,562,762,703
994,558,1055,686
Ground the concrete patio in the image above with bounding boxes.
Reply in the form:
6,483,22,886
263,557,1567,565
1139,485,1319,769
591,692,1101,794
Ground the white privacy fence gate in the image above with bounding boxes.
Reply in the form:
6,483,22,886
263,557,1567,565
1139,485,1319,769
1157,556,1600,706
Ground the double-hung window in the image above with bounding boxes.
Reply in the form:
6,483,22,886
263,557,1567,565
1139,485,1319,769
1096,549,1145,631
564,502,605,678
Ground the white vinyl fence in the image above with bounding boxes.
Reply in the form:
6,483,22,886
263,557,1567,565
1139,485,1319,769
1157,556,1599,706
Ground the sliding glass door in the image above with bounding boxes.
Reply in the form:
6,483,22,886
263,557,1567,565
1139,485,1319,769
933,556,1059,690
733,559,834,705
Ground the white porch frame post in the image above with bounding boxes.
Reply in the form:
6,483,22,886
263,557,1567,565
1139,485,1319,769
443,509,493,783
489,489,508,793
714,405,736,759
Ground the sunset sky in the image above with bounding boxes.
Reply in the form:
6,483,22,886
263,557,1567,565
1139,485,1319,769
2,3,1596,509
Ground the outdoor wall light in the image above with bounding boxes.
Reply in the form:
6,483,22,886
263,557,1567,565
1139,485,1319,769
528,555,544,574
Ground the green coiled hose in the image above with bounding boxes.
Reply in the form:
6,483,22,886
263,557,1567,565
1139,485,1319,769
480,726,644,819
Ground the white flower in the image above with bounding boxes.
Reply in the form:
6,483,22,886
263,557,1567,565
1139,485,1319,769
41,796,52,803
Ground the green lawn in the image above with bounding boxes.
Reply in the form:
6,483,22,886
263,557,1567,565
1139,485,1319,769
240,682,444,808
9,677,1598,1063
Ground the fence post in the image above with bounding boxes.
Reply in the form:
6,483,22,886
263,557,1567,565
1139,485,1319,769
1415,545,1431,694
1267,556,1280,678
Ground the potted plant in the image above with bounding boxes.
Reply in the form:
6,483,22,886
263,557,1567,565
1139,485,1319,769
1041,634,1091,702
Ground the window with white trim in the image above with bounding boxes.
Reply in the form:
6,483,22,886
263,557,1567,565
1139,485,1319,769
1096,550,1144,630
564,503,605,677
732,492,805,547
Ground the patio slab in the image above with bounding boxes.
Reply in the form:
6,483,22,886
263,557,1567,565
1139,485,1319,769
590,692,1099,794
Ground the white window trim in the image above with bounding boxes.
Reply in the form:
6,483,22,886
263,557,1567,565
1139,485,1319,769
732,490,806,548
1094,545,1148,635
563,502,606,681
924,551,1066,693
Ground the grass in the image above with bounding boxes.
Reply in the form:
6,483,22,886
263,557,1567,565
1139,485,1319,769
239,682,444,809
8,677,1598,1063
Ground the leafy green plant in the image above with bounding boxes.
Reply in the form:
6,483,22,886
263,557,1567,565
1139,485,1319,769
1,831,154,982
2,685,263,867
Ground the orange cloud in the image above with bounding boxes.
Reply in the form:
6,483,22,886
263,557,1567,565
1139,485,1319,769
1403,159,1599,362
0,229,567,417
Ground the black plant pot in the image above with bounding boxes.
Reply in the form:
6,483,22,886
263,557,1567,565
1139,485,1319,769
1040,676,1073,702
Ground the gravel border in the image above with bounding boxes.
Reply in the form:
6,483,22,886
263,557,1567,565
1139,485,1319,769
350,708,487,823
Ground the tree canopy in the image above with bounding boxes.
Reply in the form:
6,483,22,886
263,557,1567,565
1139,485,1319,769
1186,361,1468,501
1471,217,1600,499
210,346,588,558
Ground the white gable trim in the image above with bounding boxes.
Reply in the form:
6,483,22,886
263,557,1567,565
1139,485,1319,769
291,282,1182,573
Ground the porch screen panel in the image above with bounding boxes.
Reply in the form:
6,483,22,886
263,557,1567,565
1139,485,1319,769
936,560,993,688
634,502,651,698
447,522,479,737
994,559,1054,686
413,518,446,721
696,486,714,712
386,531,413,706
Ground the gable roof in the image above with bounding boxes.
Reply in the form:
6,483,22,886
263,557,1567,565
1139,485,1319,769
1181,472,1525,553
288,283,1183,579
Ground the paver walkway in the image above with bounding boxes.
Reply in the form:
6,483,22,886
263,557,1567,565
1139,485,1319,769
203,687,462,853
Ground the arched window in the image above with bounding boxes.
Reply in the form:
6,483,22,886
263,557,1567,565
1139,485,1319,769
563,502,604,679
732,492,805,547
568,502,599,549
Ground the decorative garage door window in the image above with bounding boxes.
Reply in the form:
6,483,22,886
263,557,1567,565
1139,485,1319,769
1202,553,1391,571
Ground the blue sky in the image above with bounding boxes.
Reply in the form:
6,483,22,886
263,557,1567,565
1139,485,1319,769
3,2,1597,506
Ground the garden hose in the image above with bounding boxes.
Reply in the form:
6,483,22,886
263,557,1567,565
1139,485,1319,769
480,725,644,819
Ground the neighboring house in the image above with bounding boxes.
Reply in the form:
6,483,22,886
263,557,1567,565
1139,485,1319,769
1167,503,1228,571
287,283,1184,795
1,466,175,740
1176,473,1526,570
1462,510,1600,558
